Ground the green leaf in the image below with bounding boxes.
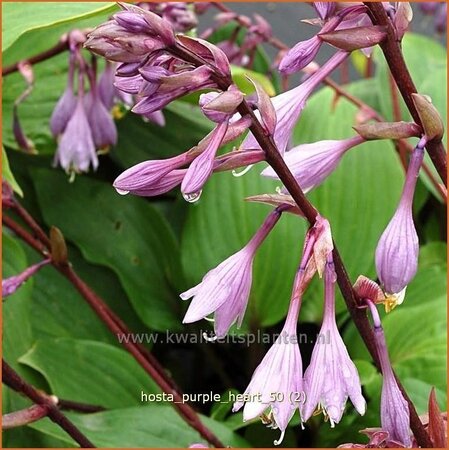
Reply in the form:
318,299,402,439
29,405,250,447
374,33,446,123
373,33,447,201
23,245,117,345
2,146,23,196
231,65,276,97
19,338,160,409
31,168,184,331
2,233,34,374
2,2,115,52
182,81,404,326
3,53,71,153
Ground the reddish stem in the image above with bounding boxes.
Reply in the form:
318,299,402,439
2,360,95,447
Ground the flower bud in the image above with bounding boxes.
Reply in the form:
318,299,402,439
412,93,444,142
199,85,243,123
353,121,422,141
319,26,387,52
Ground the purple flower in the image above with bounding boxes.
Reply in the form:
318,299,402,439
314,2,336,20
232,278,303,445
279,36,322,75
113,152,190,195
420,2,440,15
54,96,98,174
375,142,424,308
132,65,215,116
2,259,50,298
199,85,243,124
241,51,349,155
181,209,282,338
50,54,77,137
85,4,175,62
86,67,117,150
261,136,364,193
302,257,366,426
181,122,229,202
367,301,411,447
98,61,116,110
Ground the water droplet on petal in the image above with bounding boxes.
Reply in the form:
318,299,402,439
232,164,254,177
115,188,130,196
183,190,202,203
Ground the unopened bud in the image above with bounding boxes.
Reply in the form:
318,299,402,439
412,93,444,141
353,121,422,140
319,26,387,51
50,226,68,266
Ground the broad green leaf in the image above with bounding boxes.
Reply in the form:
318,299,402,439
3,53,72,153
2,233,34,374
30,405,250,447
2,2,115,52
19,338,160,409
374,33,446,123
23,245,117,345
182,82,404,326
31,168,184,331
2,146,23,196
231,65,276,97
373,33,446,201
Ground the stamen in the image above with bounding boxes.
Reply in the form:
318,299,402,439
202,332,217,342
232,164,254,177
273,429,285,446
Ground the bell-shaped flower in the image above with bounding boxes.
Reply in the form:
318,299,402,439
241,51,349,155
181,209,283,338
232,282,303,445
50,54,77,137
367,300,412,447
261,135,364,193
302,257,366,426
375,143,424,308
86,69,117,150
53,93,98,174
3,259,50,298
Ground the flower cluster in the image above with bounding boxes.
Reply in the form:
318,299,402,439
82,2,432,446
208,217,366,444
420,2,447,34
50,31,118,174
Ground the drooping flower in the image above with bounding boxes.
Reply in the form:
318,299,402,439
232,270,303,446
181,208,283,338
366,300,411,447
53,70,98,174
50,53,77,137
86,63,117,151
241,51,349,155
98,60,117,110
2,259,50,298
261,135,365,193
375,140,425,310
302,256,366,426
